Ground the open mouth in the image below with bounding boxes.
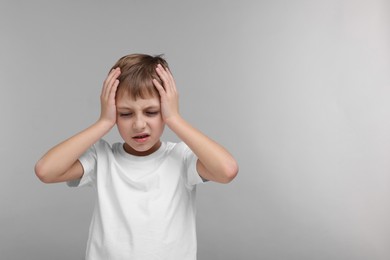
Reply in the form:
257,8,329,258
133,134,150,141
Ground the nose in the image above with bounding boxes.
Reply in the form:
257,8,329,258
133,115,146,131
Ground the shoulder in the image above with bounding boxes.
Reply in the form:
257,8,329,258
165,141,195,160
89,139,115,155
166,141,188,152
95,139,111,148
164,141,184,154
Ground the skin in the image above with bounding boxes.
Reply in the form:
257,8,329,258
35,64,238,184
116,93,165,157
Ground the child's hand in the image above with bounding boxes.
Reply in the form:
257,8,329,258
99,67,120,127
153,64,180,123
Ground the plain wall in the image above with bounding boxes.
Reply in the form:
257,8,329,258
1,0,390,259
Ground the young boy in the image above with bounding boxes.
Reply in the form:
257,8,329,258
35,54,238,259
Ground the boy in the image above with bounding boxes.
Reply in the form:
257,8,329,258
35,54,238,259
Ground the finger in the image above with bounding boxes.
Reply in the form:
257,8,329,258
159,64,176,91
163,65,174,81
109,79,119,100
102,68,117,98
156,64,168,82
107,70,120,94
156,65,174,93
165,68,177,93
104,68,119,88
103,68,120,99
152,78,166,97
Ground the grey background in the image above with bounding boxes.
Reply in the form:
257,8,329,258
1,0,390,259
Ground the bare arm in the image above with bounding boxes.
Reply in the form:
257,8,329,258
35,68,121,183
153,64,238,183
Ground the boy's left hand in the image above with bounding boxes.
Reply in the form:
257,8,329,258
153,64,180,123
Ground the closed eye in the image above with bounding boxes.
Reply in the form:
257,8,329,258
119,113,132,117
146,111,159,116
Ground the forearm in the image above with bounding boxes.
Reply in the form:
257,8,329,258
152,64,238,183
167,116,238,183
36,67,120,183
35,120,112,181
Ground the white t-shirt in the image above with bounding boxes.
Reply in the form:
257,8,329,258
68,139,205,260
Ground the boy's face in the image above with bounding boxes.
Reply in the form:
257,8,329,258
116,94,165,156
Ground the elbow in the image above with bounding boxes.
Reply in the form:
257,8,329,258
220,160,239,184
34,160,53,184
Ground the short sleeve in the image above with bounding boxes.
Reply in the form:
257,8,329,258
66,142,98,188
183,143,207,186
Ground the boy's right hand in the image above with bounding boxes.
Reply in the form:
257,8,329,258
35,67,121,184
99,67,121,127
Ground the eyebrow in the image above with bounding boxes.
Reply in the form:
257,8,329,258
117,105,160,110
